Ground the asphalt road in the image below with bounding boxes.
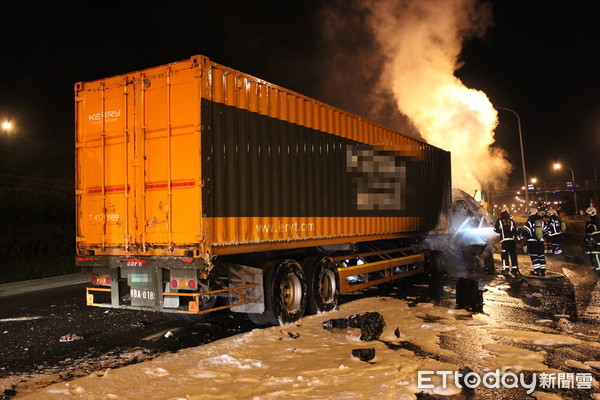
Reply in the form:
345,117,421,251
0,280,258,398
0,238,598,399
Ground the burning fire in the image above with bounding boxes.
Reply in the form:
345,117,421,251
365,0,511,195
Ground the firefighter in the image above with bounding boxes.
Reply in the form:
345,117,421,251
546,208,564,254
536,197,547,214
493,207,520,276
584,207,600,276
523,208,549,276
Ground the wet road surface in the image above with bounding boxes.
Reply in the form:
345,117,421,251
1,238,599,399
0,284,258,397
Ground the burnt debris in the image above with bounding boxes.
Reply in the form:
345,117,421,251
323,312,386,341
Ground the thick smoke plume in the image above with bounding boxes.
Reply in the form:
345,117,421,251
364,0,511,195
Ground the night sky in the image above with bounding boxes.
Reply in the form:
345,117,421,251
0,0,598,186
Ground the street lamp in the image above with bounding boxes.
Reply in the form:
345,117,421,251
1,120,12,132
553,162,578,214
531,177,548,203
496,107,529,207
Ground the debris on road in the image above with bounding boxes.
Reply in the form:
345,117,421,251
351,348,375,362
354,312,386,341
323,312,386,341
59,334,83,342
141,326,185,342
322,318,348,330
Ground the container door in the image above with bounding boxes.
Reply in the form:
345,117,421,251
76,77,134,251
133,62,202,252
76,59,203,255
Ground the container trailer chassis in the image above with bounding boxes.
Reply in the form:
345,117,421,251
80,239,428,325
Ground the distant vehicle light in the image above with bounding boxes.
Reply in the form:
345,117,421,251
91,276,98,285
179,280,187,288
188,280,197,289
171,280,178,288
105,277,112,285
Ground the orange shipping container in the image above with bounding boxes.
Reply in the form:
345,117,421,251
75,55,450,263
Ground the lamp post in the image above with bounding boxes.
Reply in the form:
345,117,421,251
496,107,529,208
553,162,578,214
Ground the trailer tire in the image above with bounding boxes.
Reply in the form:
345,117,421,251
303,256,340,314
250,259,307,326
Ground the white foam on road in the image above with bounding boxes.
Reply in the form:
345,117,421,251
12,296,600,400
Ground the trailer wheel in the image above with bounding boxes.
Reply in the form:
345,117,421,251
303,256,340,314
249,260,307,325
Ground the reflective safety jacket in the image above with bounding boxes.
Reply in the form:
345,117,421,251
494,213,518,242
524,215,549,242
586,217,600,246
547,215,563,236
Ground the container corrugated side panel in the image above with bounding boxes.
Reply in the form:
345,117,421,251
200,60,451,252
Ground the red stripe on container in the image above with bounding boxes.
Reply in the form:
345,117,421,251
172,181,195,188
145,181,195,190
87,186,125,194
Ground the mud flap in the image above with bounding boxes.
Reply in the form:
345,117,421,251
228,264,264,313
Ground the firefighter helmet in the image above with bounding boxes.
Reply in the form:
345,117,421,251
547,209,556,216
586,207,597,216
528,208,538,216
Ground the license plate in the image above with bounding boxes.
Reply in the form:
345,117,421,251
130,288,156,301
126,271,156,306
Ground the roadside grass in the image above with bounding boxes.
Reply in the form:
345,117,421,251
0,254,79,284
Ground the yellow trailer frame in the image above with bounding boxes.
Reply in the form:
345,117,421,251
86,248,424,314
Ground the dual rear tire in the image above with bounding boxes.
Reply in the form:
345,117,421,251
248,257,339,326
303,256,340,314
